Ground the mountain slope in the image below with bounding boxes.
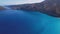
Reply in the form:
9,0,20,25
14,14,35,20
0,6,6,10
8,0,60,17
0,0,60,17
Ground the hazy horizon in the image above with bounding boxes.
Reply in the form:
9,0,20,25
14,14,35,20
0,0,44,5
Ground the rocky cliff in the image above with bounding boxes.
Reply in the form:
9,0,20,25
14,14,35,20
0,6,6,10
8,0,60,17
0,0,60,17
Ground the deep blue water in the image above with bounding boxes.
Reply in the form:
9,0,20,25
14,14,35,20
0,10,60,34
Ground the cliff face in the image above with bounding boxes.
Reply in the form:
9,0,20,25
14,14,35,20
8,2,45,11
0,6,6,10
8,0,60,17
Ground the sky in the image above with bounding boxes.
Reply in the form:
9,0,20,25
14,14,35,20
0,0,44,5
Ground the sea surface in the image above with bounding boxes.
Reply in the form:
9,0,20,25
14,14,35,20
0,10,60,34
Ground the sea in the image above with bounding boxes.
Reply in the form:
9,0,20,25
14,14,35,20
0,7,60,34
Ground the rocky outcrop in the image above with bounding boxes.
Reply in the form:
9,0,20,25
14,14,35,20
0,6,6,10
7,0,60,17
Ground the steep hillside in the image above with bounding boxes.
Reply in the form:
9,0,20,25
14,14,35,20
0,6,6,10
8,0,60,17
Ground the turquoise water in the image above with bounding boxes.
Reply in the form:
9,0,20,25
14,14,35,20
0,10,60,34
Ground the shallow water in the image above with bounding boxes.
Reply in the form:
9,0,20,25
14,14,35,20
0,10,60,34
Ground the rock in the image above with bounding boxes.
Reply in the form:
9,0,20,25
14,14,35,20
0,6,6,10
8,0,60,17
